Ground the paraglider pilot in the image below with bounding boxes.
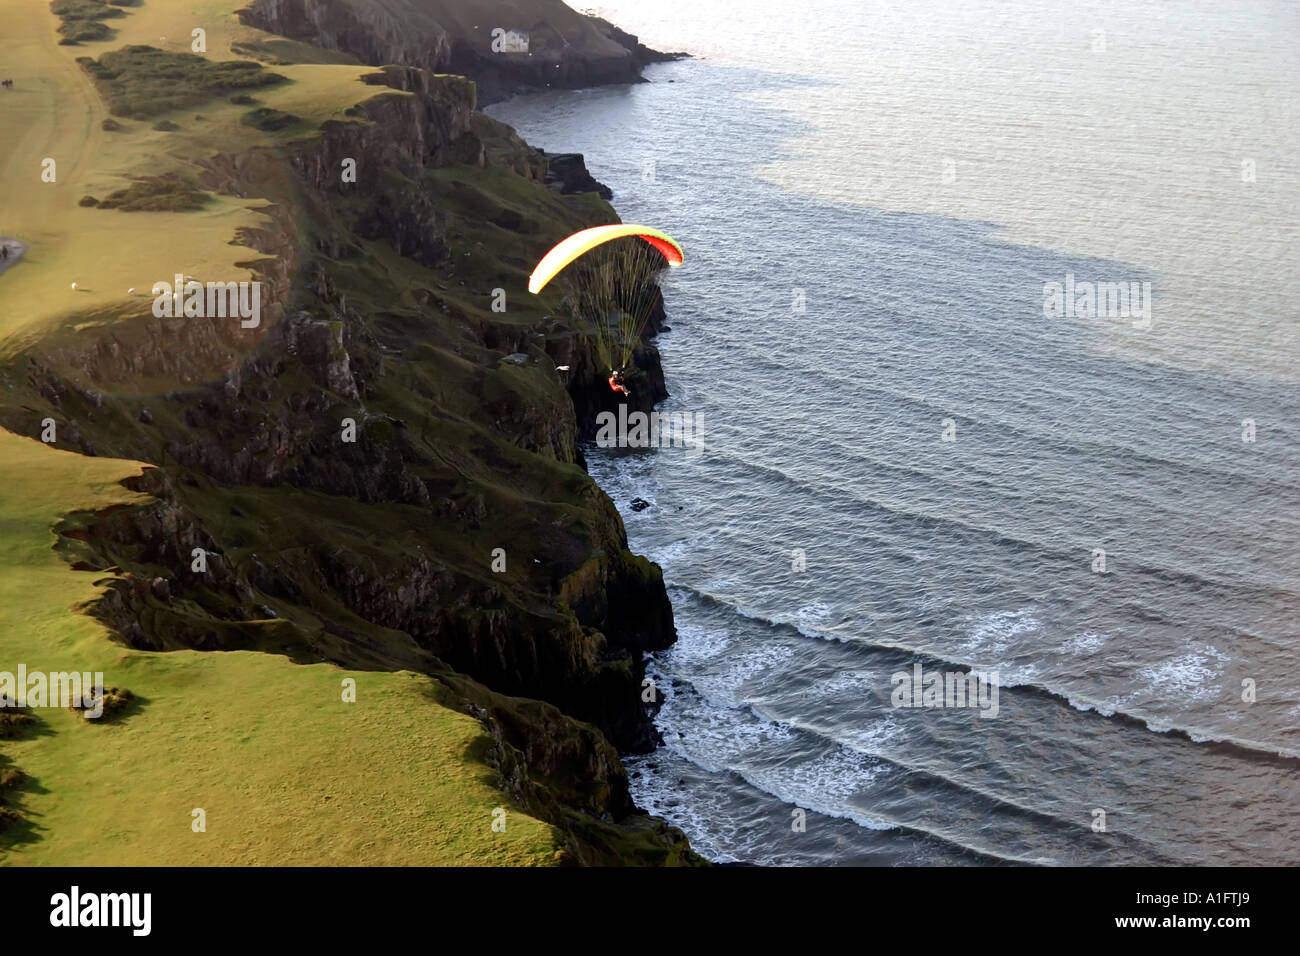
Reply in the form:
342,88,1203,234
608,369,630,396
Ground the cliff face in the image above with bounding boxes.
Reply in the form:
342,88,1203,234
1,18,693,862
238,0,678,104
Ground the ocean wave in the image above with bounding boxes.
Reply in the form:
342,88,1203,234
657,583,1300,760
677,447,1300,603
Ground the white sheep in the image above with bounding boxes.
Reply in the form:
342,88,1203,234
70,282,77,290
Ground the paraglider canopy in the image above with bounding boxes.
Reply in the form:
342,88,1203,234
528,224,683,295
528,223,684,374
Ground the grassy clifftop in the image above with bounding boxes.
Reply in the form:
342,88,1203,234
0,432,558,865
0,0,697,865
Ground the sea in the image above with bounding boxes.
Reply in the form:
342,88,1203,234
486,0,1300,865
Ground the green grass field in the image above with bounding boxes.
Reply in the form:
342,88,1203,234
0,430,557,865
0,0,390,357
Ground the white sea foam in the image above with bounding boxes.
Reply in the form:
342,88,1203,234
1062,630,1107,655
1133,649,1225,704
1067,697,1117,718
956,607,1042,664
807,669,875,696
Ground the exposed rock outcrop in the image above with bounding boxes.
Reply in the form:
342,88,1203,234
542,151,613,200
237,0,683,105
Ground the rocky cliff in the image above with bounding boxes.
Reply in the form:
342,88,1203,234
0,2,695,864
238,0,681,105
